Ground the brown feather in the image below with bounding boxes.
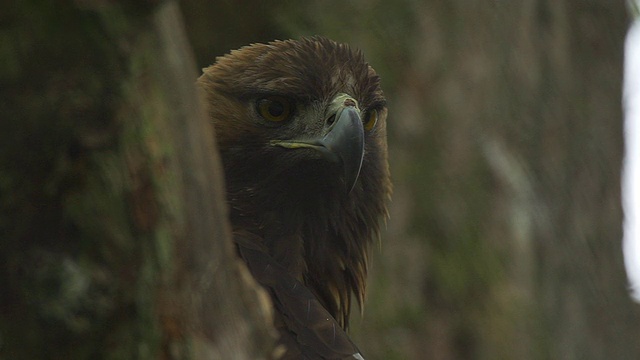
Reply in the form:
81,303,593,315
198,37,391,358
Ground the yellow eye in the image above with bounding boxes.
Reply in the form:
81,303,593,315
364,109,378,131
257,96,292,122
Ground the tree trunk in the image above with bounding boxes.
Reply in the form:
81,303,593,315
0,1,274,359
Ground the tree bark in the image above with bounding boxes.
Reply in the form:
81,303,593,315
0,1,274,359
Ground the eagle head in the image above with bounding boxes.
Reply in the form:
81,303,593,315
198,36,390,331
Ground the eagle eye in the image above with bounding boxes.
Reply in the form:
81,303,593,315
257,96,292,122
364,109,378,131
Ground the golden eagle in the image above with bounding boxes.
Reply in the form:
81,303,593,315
199,37,390,359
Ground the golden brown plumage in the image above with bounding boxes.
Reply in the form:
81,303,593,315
198,37,390,359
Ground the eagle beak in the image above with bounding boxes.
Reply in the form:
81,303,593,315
318,104,365,193
270,95,365,194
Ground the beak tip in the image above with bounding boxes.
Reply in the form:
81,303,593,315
344,155,364,195
346,181,358,195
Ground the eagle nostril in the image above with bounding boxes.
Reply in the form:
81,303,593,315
326,114,336,126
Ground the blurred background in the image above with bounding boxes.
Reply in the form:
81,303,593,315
178,1,640,358
624,15,640,303
2,0,640,359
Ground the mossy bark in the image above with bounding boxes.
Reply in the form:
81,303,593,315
0,1,274,359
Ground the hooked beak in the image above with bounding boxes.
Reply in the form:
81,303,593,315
270,94,365,194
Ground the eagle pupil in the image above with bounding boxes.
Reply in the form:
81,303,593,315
269,102,284,117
